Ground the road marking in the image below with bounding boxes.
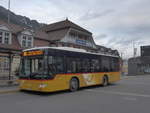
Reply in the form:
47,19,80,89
122,82,150,86
86,89,150,98
123,97,137,101
121,76,150,80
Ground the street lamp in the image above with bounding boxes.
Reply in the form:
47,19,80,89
8,0,10,23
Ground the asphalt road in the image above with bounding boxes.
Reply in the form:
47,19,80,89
0,75,150,113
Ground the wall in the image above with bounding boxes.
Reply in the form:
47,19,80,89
34,38,49,47
128,57,150,75
11,55,20,77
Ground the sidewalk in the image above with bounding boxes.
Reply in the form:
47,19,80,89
0,79,19,87
0,79,19,94
0,86,19,94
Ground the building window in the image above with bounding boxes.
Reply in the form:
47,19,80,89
48,56,64,73
21,35,33,48
0,31,2,43
4,32,10,44
0,57,10,73
27,37,32,47
0,30,11,44
22,36,26,47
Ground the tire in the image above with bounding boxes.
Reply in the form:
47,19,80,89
102,76,108,87
69,78,79,92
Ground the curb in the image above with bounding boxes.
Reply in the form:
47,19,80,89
0,89,19,94
121,75,150,80
0,84,19,88
0,79,19,88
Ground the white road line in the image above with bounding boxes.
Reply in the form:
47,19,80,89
123,97,137,101
123,82,150,86
86,89,150,98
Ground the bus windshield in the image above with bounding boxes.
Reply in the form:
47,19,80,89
20,56,50,79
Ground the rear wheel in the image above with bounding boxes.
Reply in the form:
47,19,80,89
102,76,108,87
70,78,79,92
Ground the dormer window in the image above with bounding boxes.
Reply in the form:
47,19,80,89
4,32,10,44
0,29,11,44
21,35,33,48
22,36,26,47
27,37,32,47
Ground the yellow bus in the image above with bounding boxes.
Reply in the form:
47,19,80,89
18,47,120,92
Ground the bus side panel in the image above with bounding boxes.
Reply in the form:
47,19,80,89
42,74,70,92
65,73,104,87
44,72,121,92
19,72,120,92
108,72,120,83
19,75,70,92
69,73,101,87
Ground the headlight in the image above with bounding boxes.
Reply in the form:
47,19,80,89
39,84,47,88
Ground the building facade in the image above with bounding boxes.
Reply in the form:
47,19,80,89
0,19,119,80
128,45,150,75
0,20,49,80
37,19,97,52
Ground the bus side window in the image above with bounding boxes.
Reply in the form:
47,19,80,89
99,58,102,72
48,56,57,75
53,56,64,73
111,58,115,72
91,59,100,72
76,58,82,73
48,56,53,64
82,59,90,73
48,56,64,73
67,57,77,73
110,58,119,72
101,56,111,72
115,58,120,71
67,57,71,73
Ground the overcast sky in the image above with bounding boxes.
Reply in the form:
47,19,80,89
0,0,150,59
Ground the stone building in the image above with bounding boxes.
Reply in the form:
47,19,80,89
128,45,150,75
128,56,150,75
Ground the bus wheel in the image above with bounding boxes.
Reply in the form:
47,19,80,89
102,76,108,87
70,78,79,92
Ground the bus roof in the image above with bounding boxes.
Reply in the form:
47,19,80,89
23,46,119,58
